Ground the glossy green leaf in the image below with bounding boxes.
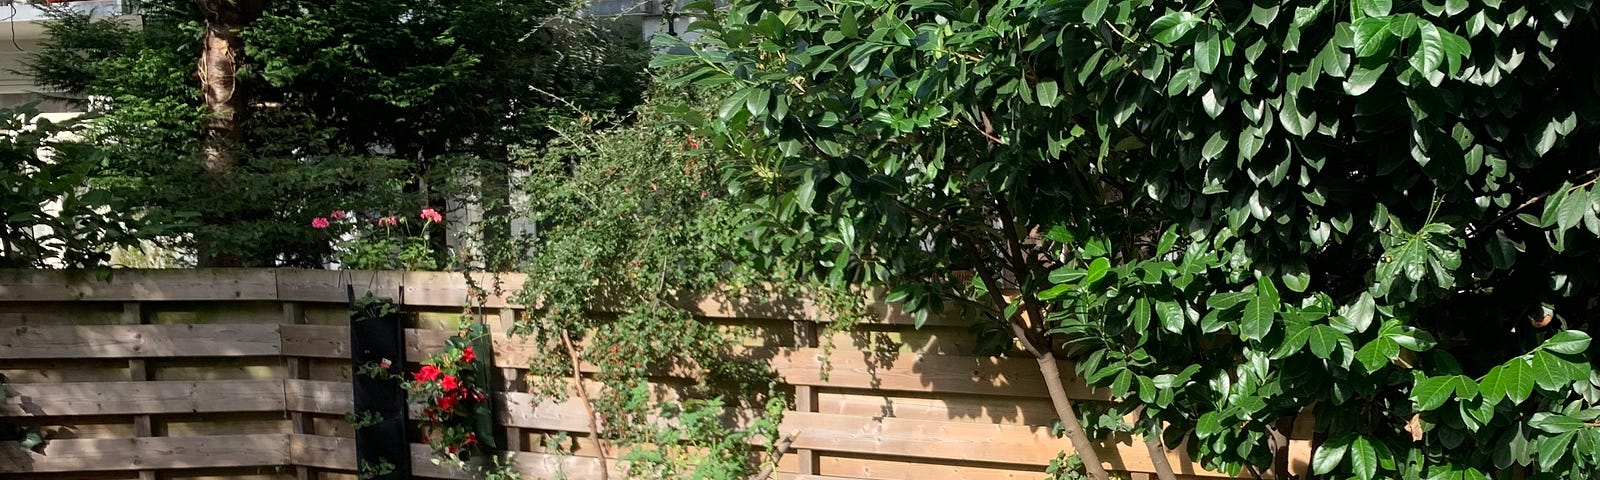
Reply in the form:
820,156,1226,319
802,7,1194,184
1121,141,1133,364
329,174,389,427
1542,330,1592,355
1240,288,1276,341
1149,11,1201,44
1084,257,1110,284
1349,435,1379,480
1355,0,1392,17
1082,0,1109,24
1413,375,1456,411
1313,434,1350,475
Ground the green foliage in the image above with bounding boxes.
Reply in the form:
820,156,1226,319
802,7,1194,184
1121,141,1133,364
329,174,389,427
0,106,154,268
463,83,796,477
26,0,649,265
670,0,1600,478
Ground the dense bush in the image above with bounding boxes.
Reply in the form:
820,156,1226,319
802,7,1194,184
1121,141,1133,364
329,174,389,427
667,0,1600,478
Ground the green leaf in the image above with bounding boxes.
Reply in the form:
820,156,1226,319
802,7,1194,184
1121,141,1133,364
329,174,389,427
718,88,753,120
1240,289,1276,341
1157,299,1185,334
1250,3,1279,26
1410,23,1446,75
1413,375,1456,411
1130,298,1152,332
1557,188,1591,232
1344,64,1386,96
1195,29,1221,74
795,169,818,213
1349,435,1379,480
1529,412,1585,434
1537,431,1576,471
1355,0,1392,17
1201,130,1228,160
1149,11,1201,44
1082,0,1109,24
1338,293,1377,333
1308,325,1345,359
1542,330,1591,355
1356,338,1398,372
1085,257,1110,284
1313,434,1350,475
1036,80,1060,107
1352,17,1395,59
1206,291,1252,310
1483,360,1537,404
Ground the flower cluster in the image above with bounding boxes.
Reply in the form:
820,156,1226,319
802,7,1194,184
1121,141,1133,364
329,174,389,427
311,207,444,270
405,324,493,459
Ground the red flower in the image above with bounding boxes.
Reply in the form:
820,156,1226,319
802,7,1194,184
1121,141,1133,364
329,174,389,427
464,433,479,446
460,346,476,363
416,365,441,382
440,374,460,392
438,393,459,411
420,208,443,224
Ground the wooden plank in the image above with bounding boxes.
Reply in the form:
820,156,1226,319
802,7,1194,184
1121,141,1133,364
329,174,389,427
498,392,602,432
0,269,278,302
816,455,1049,480
0,324,281,359
288,434,617,480
284,379,353,415
816,391,1057,426
781,412,1234,477
280,324,349,358
773,348,1106,400
273,269,405,305
0,434,291,473
1,380,286,416
286,325,1106,399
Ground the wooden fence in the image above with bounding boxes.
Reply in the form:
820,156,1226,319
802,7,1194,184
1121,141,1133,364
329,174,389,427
0,269,1269,480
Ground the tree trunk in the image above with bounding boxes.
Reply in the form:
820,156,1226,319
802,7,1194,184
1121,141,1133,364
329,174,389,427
1033,352,1113,480
193,0,261,267
1145,433,1179,480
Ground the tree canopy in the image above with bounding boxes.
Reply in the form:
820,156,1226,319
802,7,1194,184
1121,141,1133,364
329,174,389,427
667,0,1600,478
28,0,649,266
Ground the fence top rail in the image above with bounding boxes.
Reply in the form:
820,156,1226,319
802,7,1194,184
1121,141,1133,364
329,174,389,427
0,269,975,326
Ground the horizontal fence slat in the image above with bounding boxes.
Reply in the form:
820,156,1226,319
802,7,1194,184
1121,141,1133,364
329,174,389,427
782,411,1231,477
289,434,617,480
0,270,278,302
284,379,351,415
0,434,290,473
0,324,281,359
280,324,348,358
772,348,1107,400
1,380,285,416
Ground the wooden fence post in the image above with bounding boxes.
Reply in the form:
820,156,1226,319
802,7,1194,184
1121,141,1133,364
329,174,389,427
283,301,315,480
499,307,523,454
124,302,157,480
794,319,819,475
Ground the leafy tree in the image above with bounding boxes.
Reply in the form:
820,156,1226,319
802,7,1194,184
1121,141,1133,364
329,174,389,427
667,0,1600,479
0,107,159,268
27,0,649,265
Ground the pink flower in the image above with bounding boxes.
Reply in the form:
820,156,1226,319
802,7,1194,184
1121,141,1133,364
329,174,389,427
311,217,330,229
420,208,443,224
330,210,347,220
377,216,398,227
